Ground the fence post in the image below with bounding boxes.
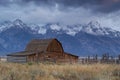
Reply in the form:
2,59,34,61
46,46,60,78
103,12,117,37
118,55,120,60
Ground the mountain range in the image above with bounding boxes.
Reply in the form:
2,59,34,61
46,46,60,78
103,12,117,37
0,19,120,56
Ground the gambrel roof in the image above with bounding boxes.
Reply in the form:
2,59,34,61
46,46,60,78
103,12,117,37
25,38,54,51
7,38,64,56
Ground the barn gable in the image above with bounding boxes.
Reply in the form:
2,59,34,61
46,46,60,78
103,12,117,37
25,38,64,53
47,39,64,53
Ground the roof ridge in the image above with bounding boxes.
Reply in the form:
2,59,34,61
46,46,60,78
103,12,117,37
31,38,56,41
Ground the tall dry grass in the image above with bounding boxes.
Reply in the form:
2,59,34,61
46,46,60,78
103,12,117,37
0,62,119,80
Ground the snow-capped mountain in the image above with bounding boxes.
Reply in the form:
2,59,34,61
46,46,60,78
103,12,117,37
0,21,12,32
82,21,120,37
0,19,27,32
0,19,120,37
13,19,27,28
26,20,120,37
0,19,120,56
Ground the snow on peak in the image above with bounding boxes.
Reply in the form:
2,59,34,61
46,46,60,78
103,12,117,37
49,23,62,31
13,19,26,28
88,21,101,28
63,24,82,36
80,21,120,37
13,19,23,24
81,21,109,35
45,23,83,36
0,20,13,32
0,19,120,37
29,24,47,34
0,19,27,32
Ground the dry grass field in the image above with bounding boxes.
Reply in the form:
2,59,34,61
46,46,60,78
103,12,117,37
0,62,120,80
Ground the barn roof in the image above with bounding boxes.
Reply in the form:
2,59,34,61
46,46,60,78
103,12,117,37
64,52,79,57
25,38,55,51
7,38,78,58
7,51,44,56
7,38,63,56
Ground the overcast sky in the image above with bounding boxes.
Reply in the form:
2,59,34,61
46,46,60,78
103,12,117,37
0,0,120,30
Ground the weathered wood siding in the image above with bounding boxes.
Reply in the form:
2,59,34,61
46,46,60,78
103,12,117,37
64,54,78,63
7,56,27,63
47,39,64,53
26,52,78,63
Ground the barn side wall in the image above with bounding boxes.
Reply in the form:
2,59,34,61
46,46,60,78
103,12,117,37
7,56,27,63
27,52,64,62
63,53,78,63
26,52,78,63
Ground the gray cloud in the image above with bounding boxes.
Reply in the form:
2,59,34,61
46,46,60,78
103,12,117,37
98,2,120,13
0,0,120,31
19,0,120,13
1,0,120,13
0,0,11,6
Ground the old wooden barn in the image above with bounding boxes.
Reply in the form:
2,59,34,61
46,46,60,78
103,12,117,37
7,38,78,63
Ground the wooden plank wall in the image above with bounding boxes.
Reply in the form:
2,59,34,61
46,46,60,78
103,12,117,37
7,56,27,63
